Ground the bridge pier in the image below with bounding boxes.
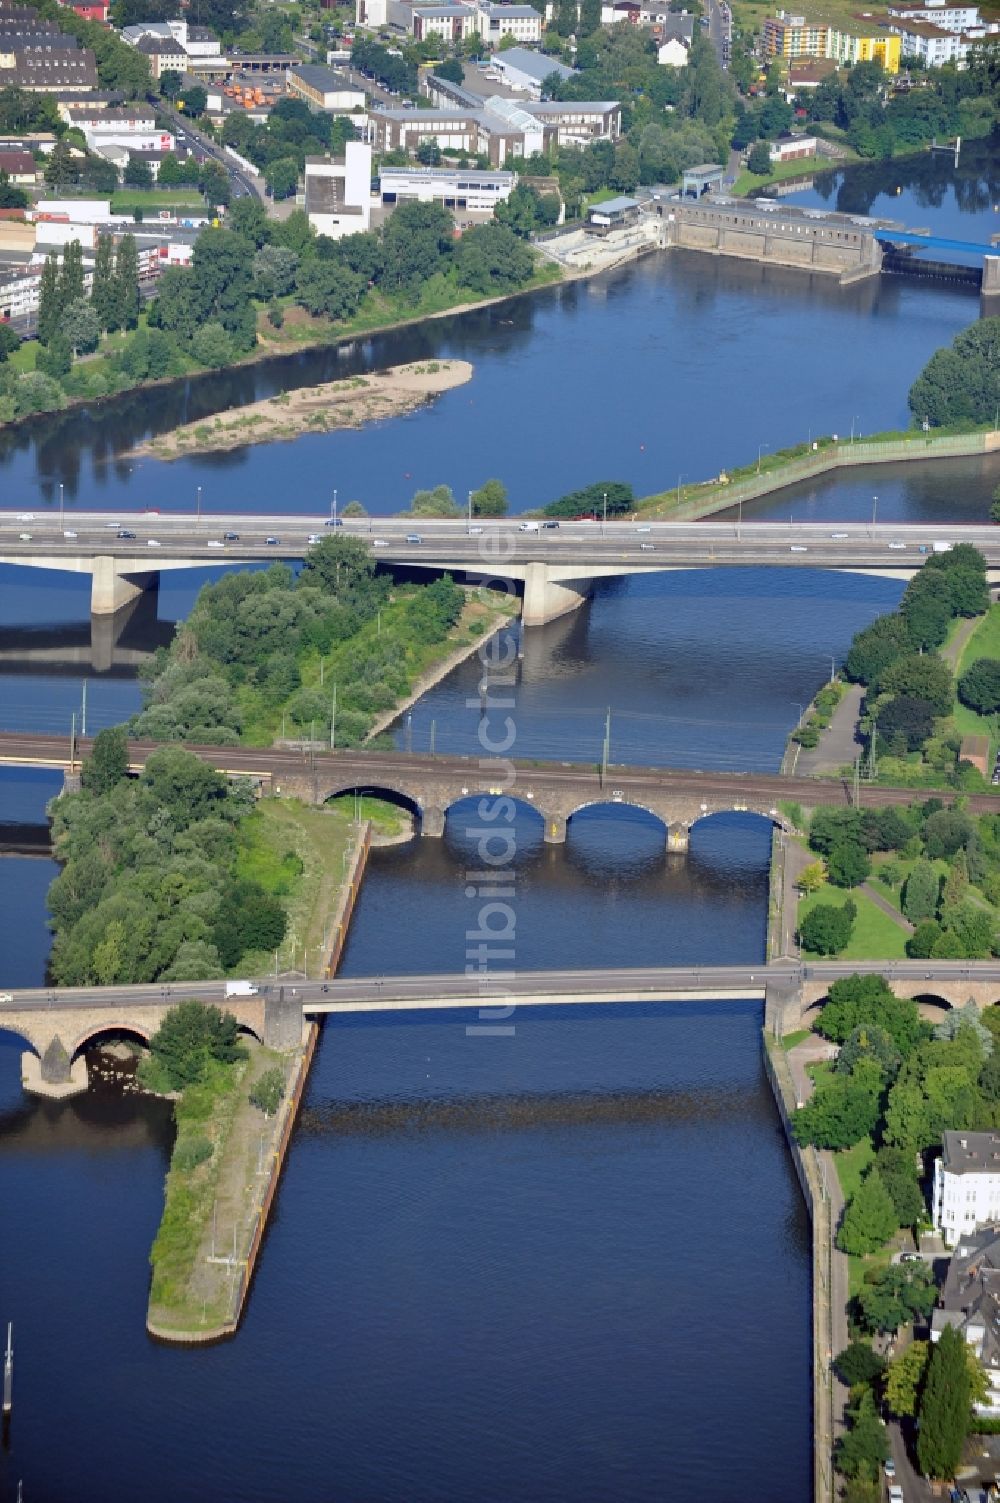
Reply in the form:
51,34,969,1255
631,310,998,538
543,814,567,844
21,1036,89,1099
984,255,1000,303
666,822,689,854
521,563,593,628
764,976,804,1041
263,987,306,1050
421,805,445,837
91,558,158,618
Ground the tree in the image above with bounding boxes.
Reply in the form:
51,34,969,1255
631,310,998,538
0,322,18,362
907,919,943,959
294,259,364,321
817,974,927,1056
416,136,442,166
923,808,973,860
885,1340,929,1417
909,317,1000,428
916,1324,971,1478
0,168,27,211
124,155,153,189
299,534,377,599
145,1000,248,1090
381,200,454,293
36,253,60,347
797,860,826,895
792,1062,881,1148
835,1024,901,1081
179,84,208,118
747,140,771,174
213,879,286,967
249,1065,284,1116
834,1342,886,1390
410,484,461,518
471,478,508,517
874,1144,926,1227
191,321,234,367
799,898,857,955
903,861,940,922
81,726,129,796
837,1168,899,1255
959,657,1000,715
61,297,100,358
252,244,298,300
845,612,913,686
58,240,86,312
827,840,870,889
91,233,117,334
453,222,534,295
854,1262,937,1334
878,694,937,753
114,234,140,331
879,653,953,715
834,1390,889,1480
264,156,299,201
436,56,464,84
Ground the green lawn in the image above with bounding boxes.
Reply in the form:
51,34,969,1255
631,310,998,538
781,1028,812,1051
836,1137,875,1202
110,189,204,210
798,879,909,960
732,154,825,196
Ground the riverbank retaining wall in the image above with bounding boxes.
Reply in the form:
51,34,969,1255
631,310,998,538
762,1036,836,1503
640,428,1000,522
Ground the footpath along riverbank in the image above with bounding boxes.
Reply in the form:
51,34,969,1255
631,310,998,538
146,821,373,1343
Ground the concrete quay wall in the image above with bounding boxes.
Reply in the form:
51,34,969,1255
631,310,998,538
763,1036,836,1503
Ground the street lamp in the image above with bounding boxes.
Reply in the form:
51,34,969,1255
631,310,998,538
871,494,878,537
59,482,64,527
676,474,684,508
602,490,607,536
792,701,805,728
196,484,202,526
467,488,473,533
850,415,860,444
757,443,768,475
329,487,338,524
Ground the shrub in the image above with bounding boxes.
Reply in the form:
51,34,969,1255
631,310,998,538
173,1134,212,1171
249,1066,285,1117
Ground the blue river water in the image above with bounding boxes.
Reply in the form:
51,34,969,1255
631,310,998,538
0,144,997,1502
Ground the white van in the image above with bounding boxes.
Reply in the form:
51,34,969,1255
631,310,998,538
518,521,540,533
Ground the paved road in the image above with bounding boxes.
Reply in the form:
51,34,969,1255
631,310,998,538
0,513,995,574
703,0,731,69
8,733,1000,818
163,108,262,201
5,958,1000,1016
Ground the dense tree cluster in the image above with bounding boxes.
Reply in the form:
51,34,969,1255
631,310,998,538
842,544,989,776
47,734,287,985
221,96,358,182
909,317,1000,428
132,537,465,748
351,36,418,95
543,480,635,519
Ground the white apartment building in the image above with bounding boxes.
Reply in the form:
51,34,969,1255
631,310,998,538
477,4,543,42
933,1131,1000,1246
304,142,373,239
886,0,980,30
380,164,514,211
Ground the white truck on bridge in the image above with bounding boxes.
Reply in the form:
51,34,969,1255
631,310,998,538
224,980,259,998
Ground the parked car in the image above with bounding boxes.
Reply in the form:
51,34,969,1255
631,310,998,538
884,1459,896,1478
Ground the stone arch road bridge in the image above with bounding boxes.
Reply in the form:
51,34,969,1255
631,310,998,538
3,515,1000,626
3,961,1000,1093
8,733,1000,850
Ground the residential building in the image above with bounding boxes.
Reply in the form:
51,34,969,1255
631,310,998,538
657,35,690,63
379,164,514,211
410,1,480,39
136,35,187,80
121,19,222,60
886,0,981,29
785,57,837,90
0,27,79,50
0,148,37,183
763,9,901,72
491,46,574,97
0,47,97,89
934,1131,1000,1245
600,0,641,20
286,63,366,111
932,1225,1000,1414
61,104,155,132
889,16,974,62
61,0,109,20
303,142,373,238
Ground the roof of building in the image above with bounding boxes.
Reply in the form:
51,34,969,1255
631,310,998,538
892,15,956,32
187,24,217,40
591,194,640,214
942,1131,1000,1175
287,62,360,92
380,164,514,181
483,3,541,14
788,56,838,77
888,0,978,10
121,21,174,42
0,49,97,85
933,1225,1000,1372
494,46,574,82
304,169,364,217
64,105,155,119
485,94,543,130
0,148,35,171
522,98,619,114
660,13,696,35
137,36,185,54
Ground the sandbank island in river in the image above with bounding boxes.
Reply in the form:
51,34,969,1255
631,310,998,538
131,359,473,461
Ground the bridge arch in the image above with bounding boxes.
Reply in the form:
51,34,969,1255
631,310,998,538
70,1022,153,1059
566,798,669,833
321,782,422,827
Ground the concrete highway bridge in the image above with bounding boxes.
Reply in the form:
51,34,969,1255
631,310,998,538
6,734,1000,849
3,961,999,1095
3,514,1000,626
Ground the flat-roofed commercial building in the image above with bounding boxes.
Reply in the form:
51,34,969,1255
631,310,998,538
286,62,366,110
380,164,514,211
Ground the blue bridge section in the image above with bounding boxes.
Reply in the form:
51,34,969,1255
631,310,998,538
876,228,997,259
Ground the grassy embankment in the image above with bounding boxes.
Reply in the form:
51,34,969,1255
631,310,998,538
147,796,376,1332
797,870,909,960
732,154,828,196
634,422,998,522
950,604,1000,763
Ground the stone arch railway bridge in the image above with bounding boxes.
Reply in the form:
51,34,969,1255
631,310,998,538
7,734,1000,1088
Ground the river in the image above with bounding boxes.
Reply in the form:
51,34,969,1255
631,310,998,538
0,145,997,1502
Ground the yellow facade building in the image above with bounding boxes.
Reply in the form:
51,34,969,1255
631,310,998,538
763,12,901,72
